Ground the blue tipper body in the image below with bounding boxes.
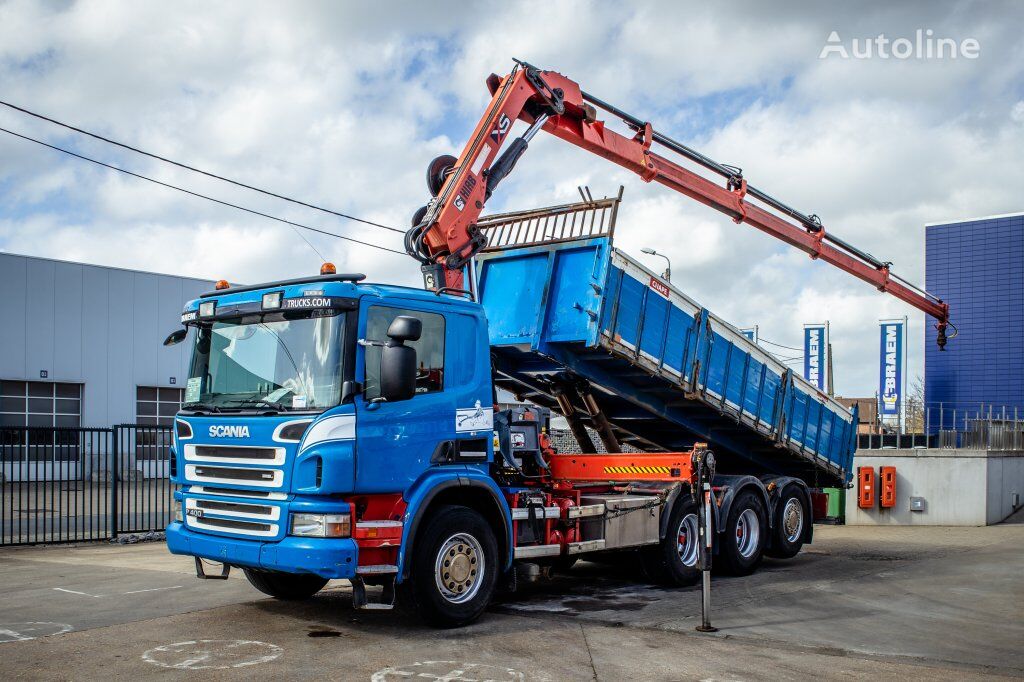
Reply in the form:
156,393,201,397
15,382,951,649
477,236,857,487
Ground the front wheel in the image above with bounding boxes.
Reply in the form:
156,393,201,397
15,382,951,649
765,484,809,559
716,489,766,576
400,505,498,627
243,568,329,600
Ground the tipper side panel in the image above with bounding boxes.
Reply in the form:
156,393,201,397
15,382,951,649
477,238,855,486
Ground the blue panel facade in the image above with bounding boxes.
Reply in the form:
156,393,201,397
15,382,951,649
925,214,1024,413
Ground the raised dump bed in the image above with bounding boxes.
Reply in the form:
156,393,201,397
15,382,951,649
475,199,856,487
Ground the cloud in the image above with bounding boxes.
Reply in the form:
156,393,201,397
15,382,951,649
1,0,1021,398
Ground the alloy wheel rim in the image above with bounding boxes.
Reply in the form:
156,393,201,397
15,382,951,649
434,532,485,604
735,508,760,559
676,513,700,568
782,497,804,543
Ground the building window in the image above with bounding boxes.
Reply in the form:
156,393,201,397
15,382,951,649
0,380,81,428
0,381,83,462
135,386,184,427
134,387,182,461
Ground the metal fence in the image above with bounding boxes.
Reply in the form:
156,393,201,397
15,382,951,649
858,403,1024,450
0,424,174,546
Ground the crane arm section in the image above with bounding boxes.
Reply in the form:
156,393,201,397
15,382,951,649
406,61,951,348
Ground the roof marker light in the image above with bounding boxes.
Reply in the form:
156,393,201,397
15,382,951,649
215,279,230,290
320,262,337,275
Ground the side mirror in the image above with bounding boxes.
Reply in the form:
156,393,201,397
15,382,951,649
380,344,417,402
387,316,422,343
163,329,187,346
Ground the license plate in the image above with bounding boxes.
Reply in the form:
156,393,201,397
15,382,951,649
186,508,204,518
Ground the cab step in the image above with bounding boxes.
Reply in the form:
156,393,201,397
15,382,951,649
356,564,398,575
351,575,395,610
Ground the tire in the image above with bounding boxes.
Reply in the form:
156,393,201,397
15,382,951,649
399,505,498,628
639,497,701,587
765,484,809,559
243,568,329,600
716,489,767,576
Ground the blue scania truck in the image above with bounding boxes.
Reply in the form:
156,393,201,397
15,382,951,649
164,196,858,626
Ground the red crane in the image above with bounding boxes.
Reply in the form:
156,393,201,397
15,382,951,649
405,60,952,349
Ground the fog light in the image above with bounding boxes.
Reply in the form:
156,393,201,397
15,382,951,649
262,291,283,310
289,513,350,538
172,499,182,523
199,301,216,318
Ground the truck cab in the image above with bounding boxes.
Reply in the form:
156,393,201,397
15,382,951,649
166,270,506,623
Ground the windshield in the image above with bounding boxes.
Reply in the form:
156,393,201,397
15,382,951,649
185,311,346,412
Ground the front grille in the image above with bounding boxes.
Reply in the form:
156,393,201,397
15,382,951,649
193,486,281,499
185,513,277,537
184,444,284,465
195,499,273,517
194,465,274,482
194,517,271,532
185,463,283,488
194,445,278,460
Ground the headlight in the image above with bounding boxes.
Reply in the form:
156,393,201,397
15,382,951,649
289,513,351,538
172,499,182,522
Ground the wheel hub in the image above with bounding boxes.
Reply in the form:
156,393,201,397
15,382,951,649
782,498,803,543
435,533,484,604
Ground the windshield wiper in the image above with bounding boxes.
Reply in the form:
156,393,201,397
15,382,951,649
181,403,223,415
222,397,292,410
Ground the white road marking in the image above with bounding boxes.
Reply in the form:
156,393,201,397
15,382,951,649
372,661,535,682
142,639,282,670
53,587,103,598
122,586,183,595
0,622,73,644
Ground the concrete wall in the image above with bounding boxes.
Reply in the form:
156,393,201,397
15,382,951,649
0,252,212,427
846,448,1024,526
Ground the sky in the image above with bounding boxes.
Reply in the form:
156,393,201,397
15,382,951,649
1,0,1022,398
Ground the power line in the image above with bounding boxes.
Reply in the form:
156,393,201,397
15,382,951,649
759,337,802,352
0,100,404,234
0,126,405,256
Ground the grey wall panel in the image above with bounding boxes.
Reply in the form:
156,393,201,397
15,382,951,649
3,253,215,426
156,275,182,386
0,254,28,380
133,273,160,388
81,266,110,427
24,258,56,380
106,270,135,425
53,262,84,381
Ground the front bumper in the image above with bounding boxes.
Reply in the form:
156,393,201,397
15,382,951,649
166,521,358,579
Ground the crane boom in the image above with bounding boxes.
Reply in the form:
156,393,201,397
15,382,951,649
405,60,951,349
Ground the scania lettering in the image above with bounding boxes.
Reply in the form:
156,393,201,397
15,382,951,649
165,61,951,627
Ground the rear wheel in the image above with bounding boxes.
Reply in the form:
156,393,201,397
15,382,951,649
400,505,498,628
765,484,809,559
716,490,766,576
640,497,701,587
243,569,329,600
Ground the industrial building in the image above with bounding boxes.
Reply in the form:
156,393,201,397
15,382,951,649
925,212,1024,415
0,252,213,430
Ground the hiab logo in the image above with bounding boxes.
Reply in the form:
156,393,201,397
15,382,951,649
209,425,250,438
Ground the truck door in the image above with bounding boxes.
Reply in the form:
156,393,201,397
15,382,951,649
354,303,454,492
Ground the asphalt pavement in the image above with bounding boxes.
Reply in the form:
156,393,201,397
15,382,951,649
0,516,1020,680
